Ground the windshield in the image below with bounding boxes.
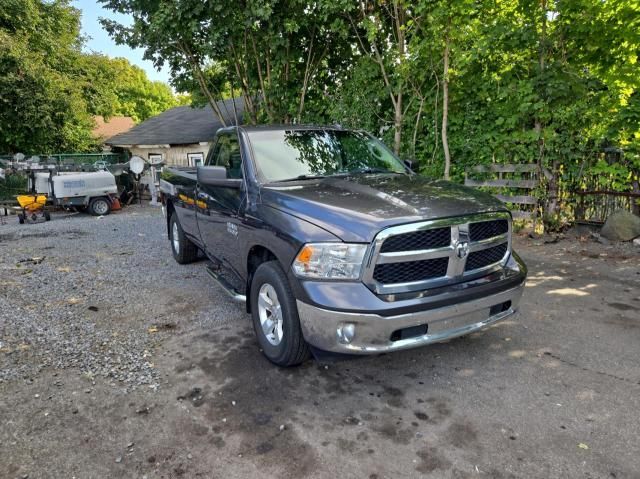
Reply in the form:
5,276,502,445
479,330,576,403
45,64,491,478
247,129,407,183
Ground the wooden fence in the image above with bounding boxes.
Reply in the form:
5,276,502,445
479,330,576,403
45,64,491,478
464,164,542,221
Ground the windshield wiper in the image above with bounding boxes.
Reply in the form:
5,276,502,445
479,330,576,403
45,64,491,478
342,167,402,175
277,174,327,182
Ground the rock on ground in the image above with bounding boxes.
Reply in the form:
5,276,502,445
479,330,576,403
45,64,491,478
600,210,640,241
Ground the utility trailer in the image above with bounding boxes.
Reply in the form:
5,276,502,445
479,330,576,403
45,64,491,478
31,170,119,216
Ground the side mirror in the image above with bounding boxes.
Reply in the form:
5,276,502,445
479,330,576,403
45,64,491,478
197,166,242,188
404,159,419,173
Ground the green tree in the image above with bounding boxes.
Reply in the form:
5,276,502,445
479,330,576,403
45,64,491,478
99,0,355,125
98,0,639,222
0,0,186,154
79,55,179,122
0,0,97,154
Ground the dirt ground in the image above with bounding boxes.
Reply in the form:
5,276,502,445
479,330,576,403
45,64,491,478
1,207,639,479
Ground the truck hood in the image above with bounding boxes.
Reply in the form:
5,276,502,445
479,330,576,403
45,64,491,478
261,174,508,243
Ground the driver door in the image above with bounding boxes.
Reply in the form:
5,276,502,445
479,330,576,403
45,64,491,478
196,132,245,271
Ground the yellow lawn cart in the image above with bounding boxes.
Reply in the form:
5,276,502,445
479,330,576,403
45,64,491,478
16,194,50,224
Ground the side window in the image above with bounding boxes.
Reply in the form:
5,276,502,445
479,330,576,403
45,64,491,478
213,134,243,179
204,142,219,166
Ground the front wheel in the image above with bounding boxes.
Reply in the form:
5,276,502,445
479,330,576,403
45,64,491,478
250,261,310,367
169,212,198,264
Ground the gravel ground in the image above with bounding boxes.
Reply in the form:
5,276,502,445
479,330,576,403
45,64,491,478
1,206,639,479
0,206,217,389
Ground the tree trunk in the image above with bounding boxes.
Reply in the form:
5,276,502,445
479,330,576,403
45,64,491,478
191,62,226,127
392,0,405,155
441,32,451,180
176,41,227,127
535,0,547,168
249,32,274,122
228,41,257,124
351,2,406,155
393,91,403,155
631,179,640,216
545,160,560,224
537,0,558,228
298,27,315,123
412,95,425,160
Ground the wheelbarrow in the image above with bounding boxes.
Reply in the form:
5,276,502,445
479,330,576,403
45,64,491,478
16,194,50,224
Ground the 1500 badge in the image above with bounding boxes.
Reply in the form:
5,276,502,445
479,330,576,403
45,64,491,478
227,222,238,236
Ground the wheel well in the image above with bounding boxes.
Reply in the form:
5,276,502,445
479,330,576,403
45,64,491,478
246,246,277,313
165,200,175,238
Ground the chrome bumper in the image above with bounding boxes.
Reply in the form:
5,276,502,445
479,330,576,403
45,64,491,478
296,282,524,354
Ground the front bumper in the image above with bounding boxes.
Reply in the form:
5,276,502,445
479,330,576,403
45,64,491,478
297,280,525,354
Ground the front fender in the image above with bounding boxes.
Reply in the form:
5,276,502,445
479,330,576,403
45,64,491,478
242,204,342,311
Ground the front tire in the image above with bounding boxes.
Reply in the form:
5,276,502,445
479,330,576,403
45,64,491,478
250,261,310,367
169,212,198,264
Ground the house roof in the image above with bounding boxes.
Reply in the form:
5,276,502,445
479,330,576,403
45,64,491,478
106,98,244,146
92,116,135,140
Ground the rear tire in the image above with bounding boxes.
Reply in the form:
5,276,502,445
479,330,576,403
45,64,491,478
169,212,198,264
44,211,51,221
18,214,25,224
250,261,310,367
88,197,111,216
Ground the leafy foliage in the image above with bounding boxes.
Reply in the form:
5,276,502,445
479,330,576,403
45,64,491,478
79,55,179,122
5,0,638,220
99,0,356,125
0,0,96,154
99,0,637,188
0,0,184,155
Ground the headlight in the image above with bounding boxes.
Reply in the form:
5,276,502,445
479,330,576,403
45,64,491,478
292,243,368,280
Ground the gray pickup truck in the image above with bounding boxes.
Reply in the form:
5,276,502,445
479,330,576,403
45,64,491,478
160,125,527,366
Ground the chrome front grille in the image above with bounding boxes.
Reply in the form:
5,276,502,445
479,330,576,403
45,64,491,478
465,243,508,271
362,212,511,294
379,227,451,252
469,219,509,242
373,257,449,284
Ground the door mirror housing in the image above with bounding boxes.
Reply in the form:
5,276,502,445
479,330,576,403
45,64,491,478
197,166,242,188
404,159,419,173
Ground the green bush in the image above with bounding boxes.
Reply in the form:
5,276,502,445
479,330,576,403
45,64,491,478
0,174,27,200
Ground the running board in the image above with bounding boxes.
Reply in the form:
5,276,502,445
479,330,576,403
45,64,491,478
206,265,246,303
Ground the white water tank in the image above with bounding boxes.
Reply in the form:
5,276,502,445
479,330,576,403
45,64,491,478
51,171,117,199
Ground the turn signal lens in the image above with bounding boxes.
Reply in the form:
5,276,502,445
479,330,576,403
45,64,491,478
292,243,368,280
297,245,314,264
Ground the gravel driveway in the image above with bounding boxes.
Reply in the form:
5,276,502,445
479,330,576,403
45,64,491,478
1,206,639,478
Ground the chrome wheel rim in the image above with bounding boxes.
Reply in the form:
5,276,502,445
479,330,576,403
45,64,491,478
257,283,283,346
94,200,109,215
172,222,180,253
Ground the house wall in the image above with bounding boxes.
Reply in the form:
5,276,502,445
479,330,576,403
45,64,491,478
128,143,212,167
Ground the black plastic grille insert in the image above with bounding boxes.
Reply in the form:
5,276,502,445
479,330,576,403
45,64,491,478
465,243,508,271
469,220,508,242
380,227,451,253
373,257,448,284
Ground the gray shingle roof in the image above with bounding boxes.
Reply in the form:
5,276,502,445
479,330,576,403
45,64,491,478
106,97,244,146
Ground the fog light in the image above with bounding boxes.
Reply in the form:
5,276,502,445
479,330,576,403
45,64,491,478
336,323,355,344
